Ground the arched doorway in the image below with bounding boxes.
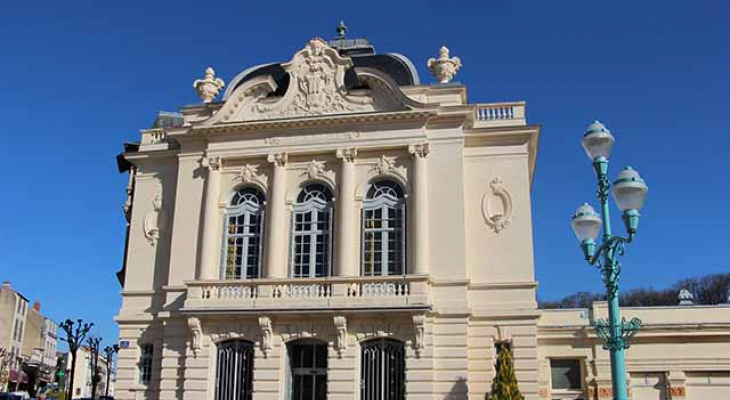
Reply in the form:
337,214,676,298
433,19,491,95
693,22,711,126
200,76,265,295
288,339,328,400
360,339,405,400
215,340,255,400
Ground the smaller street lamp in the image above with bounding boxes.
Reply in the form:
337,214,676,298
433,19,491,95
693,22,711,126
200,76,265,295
571,121,648,400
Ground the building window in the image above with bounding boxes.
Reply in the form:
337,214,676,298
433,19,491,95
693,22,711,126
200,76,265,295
361,339,405,400
215,340,254,400
288,340,328,400
223,187,266,279
550,359,583,391
362,180,406,276
290,184,334,278
138,344,154,384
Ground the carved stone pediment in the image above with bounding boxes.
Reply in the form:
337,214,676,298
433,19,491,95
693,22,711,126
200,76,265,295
204,38,427,125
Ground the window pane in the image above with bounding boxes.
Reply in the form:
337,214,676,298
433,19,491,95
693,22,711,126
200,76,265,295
551,359,582,390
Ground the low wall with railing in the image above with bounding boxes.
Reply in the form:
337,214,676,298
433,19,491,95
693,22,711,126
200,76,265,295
472,102,526,128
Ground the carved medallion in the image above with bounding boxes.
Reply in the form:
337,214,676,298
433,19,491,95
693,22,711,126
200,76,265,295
481,177,513,233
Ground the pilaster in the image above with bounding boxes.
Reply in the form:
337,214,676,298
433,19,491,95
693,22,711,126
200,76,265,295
335,147,357,276
408,143,430,276
265,153,288,278
199,156,221,280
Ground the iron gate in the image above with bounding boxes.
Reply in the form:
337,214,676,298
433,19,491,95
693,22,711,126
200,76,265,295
361,339,405,400
215,340,254,400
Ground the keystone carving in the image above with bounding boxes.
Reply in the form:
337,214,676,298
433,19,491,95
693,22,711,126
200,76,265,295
370,155,397,175
303,160,327,180
234,164,262,184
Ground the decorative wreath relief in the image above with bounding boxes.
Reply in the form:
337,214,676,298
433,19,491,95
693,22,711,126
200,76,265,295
481,177,513,233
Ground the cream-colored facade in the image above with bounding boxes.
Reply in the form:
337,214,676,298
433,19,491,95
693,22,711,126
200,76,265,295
113,33,730,400
539,302,730,400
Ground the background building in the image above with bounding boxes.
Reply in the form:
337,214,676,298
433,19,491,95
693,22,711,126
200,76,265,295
21,301,58,394
113,29,730,400
0,281,29,392
1,282,59,395
62,348,113,399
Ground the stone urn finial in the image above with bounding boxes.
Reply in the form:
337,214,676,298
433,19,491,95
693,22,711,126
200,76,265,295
193,66,225,103
678,288,694,306
427,45,462,83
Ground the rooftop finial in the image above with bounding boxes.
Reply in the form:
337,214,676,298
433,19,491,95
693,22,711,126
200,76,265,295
336,20,347,38
427,45,462,83
193,66,225,103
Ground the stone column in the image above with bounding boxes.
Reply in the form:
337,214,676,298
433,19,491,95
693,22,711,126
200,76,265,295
199,156,221,280
265,153,288,278
408,143,430,276
336,148,358,276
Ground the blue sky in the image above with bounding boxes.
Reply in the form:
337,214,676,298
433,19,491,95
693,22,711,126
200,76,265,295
1,1,728,346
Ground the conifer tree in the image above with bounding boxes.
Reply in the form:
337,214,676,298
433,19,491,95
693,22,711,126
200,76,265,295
489,345,524,400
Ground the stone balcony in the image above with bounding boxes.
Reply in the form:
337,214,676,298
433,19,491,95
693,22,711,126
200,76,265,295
183,275,431,314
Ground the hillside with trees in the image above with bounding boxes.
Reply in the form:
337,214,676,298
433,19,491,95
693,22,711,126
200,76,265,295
539,272,730,309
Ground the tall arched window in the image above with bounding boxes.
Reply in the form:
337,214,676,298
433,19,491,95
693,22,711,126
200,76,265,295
223,187,265,279
290,183,334,278
362,180,406,276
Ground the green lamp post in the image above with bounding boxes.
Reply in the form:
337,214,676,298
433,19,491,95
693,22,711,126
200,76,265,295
571,121,648,400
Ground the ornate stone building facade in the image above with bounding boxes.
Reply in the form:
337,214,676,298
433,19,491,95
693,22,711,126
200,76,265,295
113,31,730,400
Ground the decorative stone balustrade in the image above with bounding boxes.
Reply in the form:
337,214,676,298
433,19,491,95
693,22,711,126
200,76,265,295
184,275,430,312
472,102,526,128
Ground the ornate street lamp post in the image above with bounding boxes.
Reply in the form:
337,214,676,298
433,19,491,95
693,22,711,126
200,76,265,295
571,121,648,400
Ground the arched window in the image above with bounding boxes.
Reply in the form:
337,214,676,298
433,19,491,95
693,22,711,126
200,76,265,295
223,187,265,279
362,180,406,276
361,339,406,400
290,184,334,278
215,340,254,400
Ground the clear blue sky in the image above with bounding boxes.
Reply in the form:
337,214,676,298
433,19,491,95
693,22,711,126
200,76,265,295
1,1,728,346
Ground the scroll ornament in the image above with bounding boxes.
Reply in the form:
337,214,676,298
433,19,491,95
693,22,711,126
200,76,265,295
143,195,166,246
481,177,513,233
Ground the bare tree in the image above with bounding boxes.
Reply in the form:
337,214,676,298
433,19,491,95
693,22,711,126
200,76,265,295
87,337,102,400
103,345,119,398
59,319,93,400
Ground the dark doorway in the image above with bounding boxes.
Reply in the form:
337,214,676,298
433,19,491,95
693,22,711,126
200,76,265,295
289,340,328,400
